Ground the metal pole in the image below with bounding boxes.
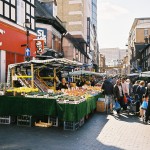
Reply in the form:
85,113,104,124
54,68,56,91
27,29,29,48
31,64,34,88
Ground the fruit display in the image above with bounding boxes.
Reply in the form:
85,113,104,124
25,91,64,99
7,87,39,93
56,86,101,104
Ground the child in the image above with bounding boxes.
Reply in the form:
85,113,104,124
140,94,148,120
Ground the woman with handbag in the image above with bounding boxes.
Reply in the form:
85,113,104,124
114,79,126,114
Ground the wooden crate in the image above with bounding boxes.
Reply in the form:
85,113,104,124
96,101,105,112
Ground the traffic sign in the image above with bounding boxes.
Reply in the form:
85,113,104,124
25,48,30,57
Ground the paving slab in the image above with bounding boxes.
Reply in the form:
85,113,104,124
0,112,149,150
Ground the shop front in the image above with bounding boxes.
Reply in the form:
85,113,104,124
0,21,36,82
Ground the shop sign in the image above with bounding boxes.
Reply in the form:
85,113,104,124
36,28,47,45
35,39,44,55
0,29,5,46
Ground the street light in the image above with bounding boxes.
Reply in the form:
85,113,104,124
24,19,31,61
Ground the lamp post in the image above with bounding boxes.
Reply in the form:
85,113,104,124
24,19,31,61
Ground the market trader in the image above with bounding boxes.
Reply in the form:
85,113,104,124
76,77,86,87
57,78,68,90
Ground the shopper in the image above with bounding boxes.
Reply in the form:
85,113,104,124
144,83,150,124
135,80,147,114
114,79,126,114
133,80,140,96
136,81,147,104
101,77,114,114
121,78,128,95
126,79,133,96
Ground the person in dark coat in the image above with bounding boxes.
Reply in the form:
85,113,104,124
135,80,147,114
57,78,68,90
76,77,86,87
113,79,126,114
101,77,114,114
144,83,150,124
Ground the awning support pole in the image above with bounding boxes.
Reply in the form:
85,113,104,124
31,63,34,88
54,68,56,91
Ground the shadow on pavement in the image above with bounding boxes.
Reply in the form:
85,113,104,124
0,112,123,150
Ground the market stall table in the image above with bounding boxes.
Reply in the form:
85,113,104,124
0,96,57,116
57,93,103,122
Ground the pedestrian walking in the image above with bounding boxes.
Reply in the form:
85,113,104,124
136,80,147,115
101,77,114,114
126,79,133,96
121,78,128,95
114,79,126,114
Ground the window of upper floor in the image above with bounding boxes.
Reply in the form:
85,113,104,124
0,0,17,22
0,0,35,31
144,29,148,37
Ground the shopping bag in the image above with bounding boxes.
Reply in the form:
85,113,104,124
124,95,128,104
141,100,148,110
114,101,121,111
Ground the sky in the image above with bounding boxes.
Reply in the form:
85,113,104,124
97,0,150,49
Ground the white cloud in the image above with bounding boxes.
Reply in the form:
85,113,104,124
98,2,129,20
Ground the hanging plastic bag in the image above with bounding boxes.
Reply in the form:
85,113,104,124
124,95,128,104
141,100,148,110
114,101,121,111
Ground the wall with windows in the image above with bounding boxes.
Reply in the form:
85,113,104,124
0,0,35,30
0,0,16,22
0,0,36,82
136,28,150,43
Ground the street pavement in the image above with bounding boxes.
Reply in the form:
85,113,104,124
0,112,150,150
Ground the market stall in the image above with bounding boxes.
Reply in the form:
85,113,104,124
0,58,104,130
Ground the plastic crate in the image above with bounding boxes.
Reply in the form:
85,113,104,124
79,117,85,127
17,115,32,127
0,116,11,124
48,116,58,127
64,121,79,131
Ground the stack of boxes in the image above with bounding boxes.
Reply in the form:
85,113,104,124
96,98,105,112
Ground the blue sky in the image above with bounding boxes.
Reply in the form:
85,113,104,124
97,0,150,49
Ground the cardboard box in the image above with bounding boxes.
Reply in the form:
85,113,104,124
96,101,105,112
